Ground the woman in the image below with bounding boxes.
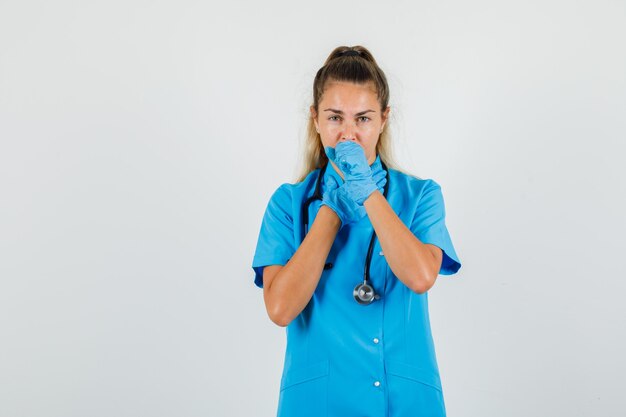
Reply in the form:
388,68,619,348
252,45,462,417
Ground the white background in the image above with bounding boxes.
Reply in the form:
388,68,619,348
1,1,625,416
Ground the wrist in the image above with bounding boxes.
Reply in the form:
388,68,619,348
346,178,378,205
318,203,343,230
363,188,383,206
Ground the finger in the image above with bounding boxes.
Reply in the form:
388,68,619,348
372,168,386,183
334,152,354,175
337,140,362,152
336,141,364,161
376,176,387,190
373,170,387,190
336,143,368,175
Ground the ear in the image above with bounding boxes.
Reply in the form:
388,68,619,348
310,106,319,132
381,106,391,130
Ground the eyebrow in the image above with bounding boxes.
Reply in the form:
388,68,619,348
323,108,376,116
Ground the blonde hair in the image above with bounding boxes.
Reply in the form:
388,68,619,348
295,45,403,183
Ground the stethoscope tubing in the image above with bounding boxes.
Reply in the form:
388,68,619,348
301,159,390,304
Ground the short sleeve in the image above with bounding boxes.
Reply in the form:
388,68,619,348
410,180,462,275
251,184,297,288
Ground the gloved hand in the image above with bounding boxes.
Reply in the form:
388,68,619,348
320,175,367,228
320,157,387,229
325,141,383,205
370,160,387,196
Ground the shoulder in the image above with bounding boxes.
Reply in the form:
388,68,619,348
388,167,442,198
266,169,319,209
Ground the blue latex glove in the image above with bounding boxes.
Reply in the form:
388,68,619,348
325,141,381,205
370,160,387,195
320,158,387,229
321,175,367,228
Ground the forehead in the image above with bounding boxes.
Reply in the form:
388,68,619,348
320,81,379,106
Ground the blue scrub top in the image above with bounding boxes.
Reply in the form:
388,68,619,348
252,156,462,417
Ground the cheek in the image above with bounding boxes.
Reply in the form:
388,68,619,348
321,124,340,133
366,124,383,136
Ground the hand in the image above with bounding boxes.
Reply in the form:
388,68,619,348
320,175,367,228
370,159,387,196
325,141,380,205
319,162,387,228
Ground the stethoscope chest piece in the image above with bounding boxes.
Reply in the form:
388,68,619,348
353,281,380,305
303,159,390,306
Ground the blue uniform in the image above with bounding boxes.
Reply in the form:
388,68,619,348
252,156,462,417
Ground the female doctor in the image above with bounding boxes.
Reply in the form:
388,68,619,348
252,45,462,417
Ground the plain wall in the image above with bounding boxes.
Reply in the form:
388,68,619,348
1,0,624,416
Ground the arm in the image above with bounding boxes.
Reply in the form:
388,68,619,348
363,190,443,293
262,205,341,327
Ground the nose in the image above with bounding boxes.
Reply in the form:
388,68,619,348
339,123,357,142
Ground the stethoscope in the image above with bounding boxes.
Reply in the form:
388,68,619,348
301,159,390,305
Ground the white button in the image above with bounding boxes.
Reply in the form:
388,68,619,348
379,251,384,256
374,381,381,387
373,338,379,344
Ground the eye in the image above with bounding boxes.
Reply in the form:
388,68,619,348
328,115,341,121
358,116,370,122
